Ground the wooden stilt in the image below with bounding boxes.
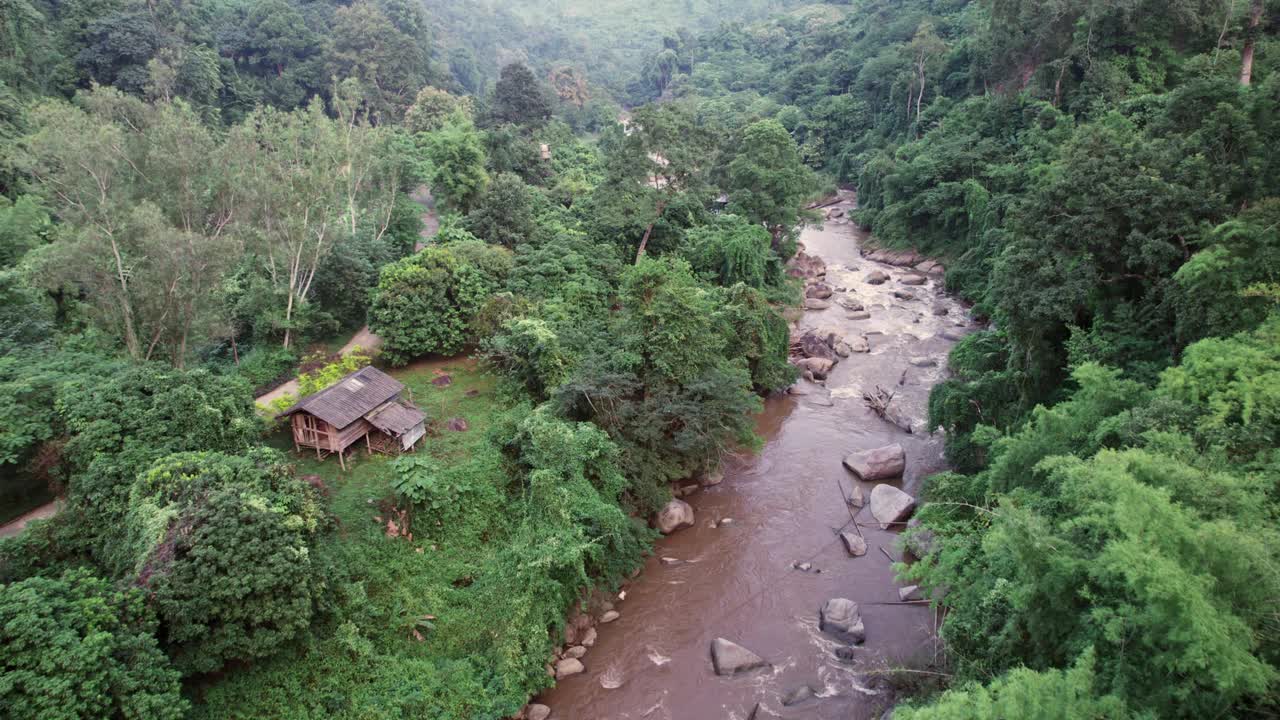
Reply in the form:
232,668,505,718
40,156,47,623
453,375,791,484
339,449,346,471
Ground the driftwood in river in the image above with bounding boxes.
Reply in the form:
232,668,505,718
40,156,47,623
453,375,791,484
863,385,914,434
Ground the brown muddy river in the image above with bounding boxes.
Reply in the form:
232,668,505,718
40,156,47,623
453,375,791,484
538,194,972,719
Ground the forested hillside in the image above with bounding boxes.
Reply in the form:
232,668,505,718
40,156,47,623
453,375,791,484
1,0,1278,718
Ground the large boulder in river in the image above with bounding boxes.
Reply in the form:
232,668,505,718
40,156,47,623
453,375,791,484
711,638,771,676
788,251,827,279
796,329,836,360
795,357,836,380
899,274,927,286
804,298,832,311
554,658,585,679
819,598,865,644
526,704,552,720
865,270,889,285
655,499,695,534
870,485,917,530
863,248,924,267
842,444,905,481
805,282,834,299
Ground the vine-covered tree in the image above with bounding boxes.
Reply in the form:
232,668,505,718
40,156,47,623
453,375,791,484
0,569,186,720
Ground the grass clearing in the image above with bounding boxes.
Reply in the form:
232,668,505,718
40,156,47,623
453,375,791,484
194,358,528,719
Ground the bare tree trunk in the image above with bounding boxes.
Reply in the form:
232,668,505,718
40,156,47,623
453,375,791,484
915,49,927,128
635,199,668,263
283,287,295,350
916,68,926,125
1242,0,1264,85
107,234,141,359
1054,62,1068,107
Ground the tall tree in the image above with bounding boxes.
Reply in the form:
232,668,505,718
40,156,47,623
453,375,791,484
490,63,552,127
328,0,429,120
424,113,489,213
599,102,713,261
230,96,399,349
726,119,813,249
1241,0,1264,85
21,90,239,364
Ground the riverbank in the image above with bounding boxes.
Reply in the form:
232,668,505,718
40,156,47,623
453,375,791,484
536,192,970,719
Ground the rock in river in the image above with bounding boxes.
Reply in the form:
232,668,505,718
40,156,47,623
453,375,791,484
899,585,924,602
893,289,916,301
865,270,889,285
806,282,834,299
909,357,937,368
842,444,906,481
840,531,867,557
795,357,836,380
819,598,865,644
870,485,917,530
848,482,865,508
899,274,928,286
526,703,552,720
846,310,871,321
782,685,818,707
711,637,771,676
555,658,585,679
655,499,695,534
804,298,832,311
796,329,837,360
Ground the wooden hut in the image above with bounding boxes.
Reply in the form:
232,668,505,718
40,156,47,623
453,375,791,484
277,366,426,469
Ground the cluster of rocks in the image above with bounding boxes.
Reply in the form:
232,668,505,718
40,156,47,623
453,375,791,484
861,247,945,277
655,465,723,532
841,445,918,531
790,321,871,383
521,588,637,718
787,248,827,282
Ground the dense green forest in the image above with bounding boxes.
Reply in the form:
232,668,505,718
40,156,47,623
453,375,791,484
1,0,1279,718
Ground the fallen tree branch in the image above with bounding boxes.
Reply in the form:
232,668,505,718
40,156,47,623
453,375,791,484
864,385,914,434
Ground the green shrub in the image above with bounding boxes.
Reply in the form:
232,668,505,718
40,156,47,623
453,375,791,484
0,568,186,720
235,345,298,391
370,242,512,365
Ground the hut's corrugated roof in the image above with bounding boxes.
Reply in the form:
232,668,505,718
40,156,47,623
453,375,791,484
278,366,404,429
365,399,426,436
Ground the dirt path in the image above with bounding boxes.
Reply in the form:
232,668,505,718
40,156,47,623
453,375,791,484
0,499,62,539
254,326,383,409
410,184,440,251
